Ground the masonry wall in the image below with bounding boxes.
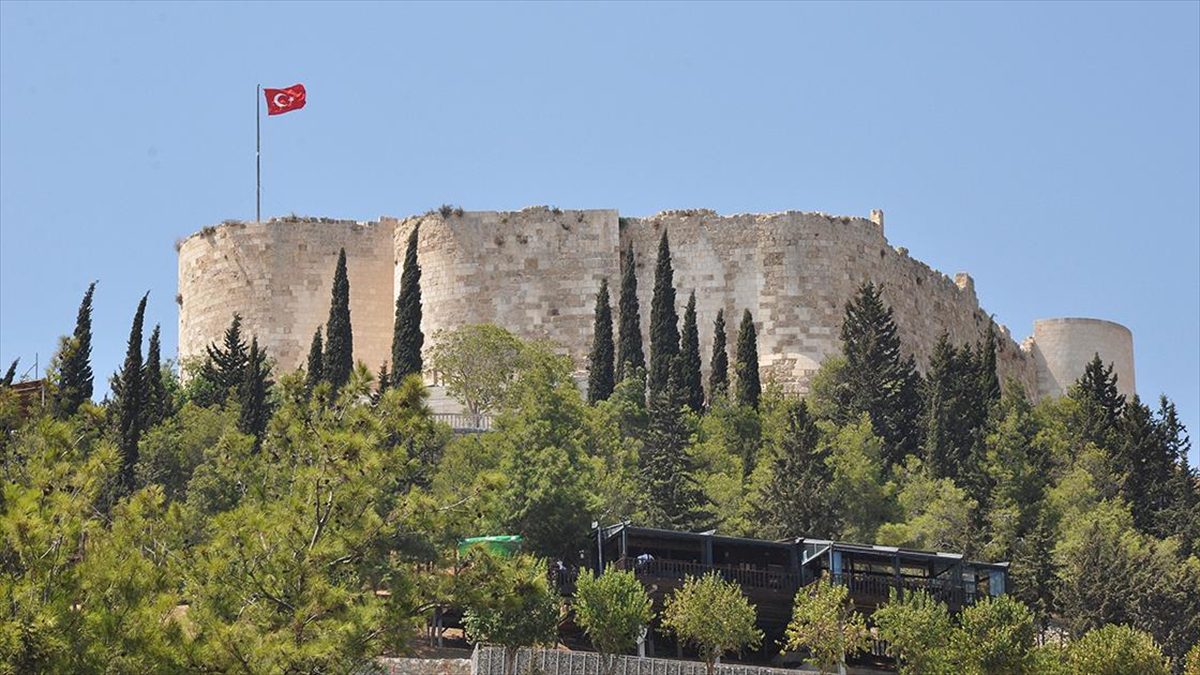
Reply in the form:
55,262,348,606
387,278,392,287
177,218,394,373
1027,317,1136,399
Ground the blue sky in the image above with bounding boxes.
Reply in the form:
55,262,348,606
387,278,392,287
1,2,1197,460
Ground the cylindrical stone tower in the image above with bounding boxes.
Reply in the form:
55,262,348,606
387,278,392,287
1029,318,1135,400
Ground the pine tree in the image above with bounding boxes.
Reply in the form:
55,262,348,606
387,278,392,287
322,248,354,392
305,328,323,393
835,281,923,467
112,293,148,494
201,314,249,403
1,359,17,387
642,355,712,531
734,309,760,409
237,337,272,451
1155,397,1198,554
922,333,979,482
648,231,679,399
377,362,390,395
587,278,615,403
708,309,728,399
679,291,704,412
1011,509,1060,640
55,281,96,417
976,321,1002,404
616,244,645,381
1117,396,1177,534
1071,353,1125,447
391,225,424,382
754,399,836,539
141,324,170,428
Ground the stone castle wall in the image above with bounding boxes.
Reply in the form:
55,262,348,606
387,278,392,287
1026,318,1136,400
177,218,394,373
177,207,1133,401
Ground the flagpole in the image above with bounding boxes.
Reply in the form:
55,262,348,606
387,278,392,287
256,84,261,223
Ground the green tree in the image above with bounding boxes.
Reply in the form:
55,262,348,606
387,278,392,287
236,336,272,451
1116,395,1179,534
460,550,561,675
200,313,249,405
825,415,893,542
1066,624,1170,675
876,457,977,554
1009,510,1059,640
322,248,354,391
734,309,760,409
1069,353,1125,448
662,573,763,675
872,589,955,675
951,594,1036,675
751,399,835,539
54,281,96,417
648,231,680,400
392,225,424,383
922,334,979,483
783,575,869,675
573,567,653,675
429,324,525,422
679,291,704,412
976,322,1001,405
834,281,923,467
141,324,171,429
708,309,729,400
616,244,645,381
304,327,323,393
112,293,148,496
377,362,390,395
588,279,615,404
641,357,711,531
1185,643,1200,675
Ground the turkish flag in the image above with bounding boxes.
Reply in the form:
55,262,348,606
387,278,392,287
264,84,306,115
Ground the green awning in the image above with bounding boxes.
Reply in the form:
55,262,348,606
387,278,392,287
458,535,523,557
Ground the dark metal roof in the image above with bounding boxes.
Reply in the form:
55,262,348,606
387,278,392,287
596,523,1009,569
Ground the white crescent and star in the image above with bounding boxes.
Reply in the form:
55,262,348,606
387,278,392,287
273,93,291,108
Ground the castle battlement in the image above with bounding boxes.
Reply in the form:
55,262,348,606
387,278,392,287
177,207,1134,399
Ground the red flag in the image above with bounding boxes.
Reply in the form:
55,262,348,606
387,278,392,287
264,84,306,115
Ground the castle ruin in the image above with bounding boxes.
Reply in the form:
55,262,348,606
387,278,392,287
176,207,1136,401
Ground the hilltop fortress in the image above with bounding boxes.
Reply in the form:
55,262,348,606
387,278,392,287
177,207,1136,401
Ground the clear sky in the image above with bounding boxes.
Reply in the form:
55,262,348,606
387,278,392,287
1,2,1197,461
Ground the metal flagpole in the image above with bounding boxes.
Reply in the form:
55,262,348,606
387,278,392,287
256,84,261,222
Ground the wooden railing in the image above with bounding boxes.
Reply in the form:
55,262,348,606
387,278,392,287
831,571,969,607
613,557,802,592
432,412,493,432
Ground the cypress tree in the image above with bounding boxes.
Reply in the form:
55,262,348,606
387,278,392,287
976,321,1001,404
616,244,645,380
322,248,354,392
836,281,923,467
1113,395,1179,534
305,328,323,393
141,324,170,428
112,293,148,494
648,231,679,399
1155,397,1199,553
55,281,96,416
708,309,728,399
202,314,249,402
1011,509,1060,640
922,333,979,481
391,225,424,382
679,291,703,412
1,359,17,387
734,309,760,409
237,336,272,451
753,399,836,539
587,278,615,403
642,355,712,531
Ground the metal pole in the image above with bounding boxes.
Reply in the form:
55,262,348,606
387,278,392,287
256,84,261,222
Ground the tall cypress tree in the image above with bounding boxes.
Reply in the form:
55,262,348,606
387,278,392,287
55,281,96,417
976,321,1002,404
617,244,645,380
112,293,148,495
922,333,978,481
305,328,323,393
237,336,272,451
734,309,761,409
753,399,835,539
391,225,424,383
322,248,354,392
202,314,249,403
648,231,679,399
708,309,729,400
587,278,615,403
835,281,923,467
642,355,712,531
679,291,704,412
141,324,170,428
